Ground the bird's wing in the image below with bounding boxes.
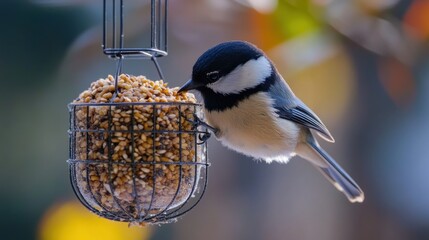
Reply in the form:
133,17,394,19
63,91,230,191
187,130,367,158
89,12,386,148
274,104,334,142
268,74,334,142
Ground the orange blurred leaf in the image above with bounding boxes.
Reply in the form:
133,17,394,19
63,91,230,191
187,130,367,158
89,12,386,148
404,0,429,40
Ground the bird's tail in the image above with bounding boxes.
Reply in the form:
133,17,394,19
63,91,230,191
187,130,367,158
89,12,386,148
298,135,364,203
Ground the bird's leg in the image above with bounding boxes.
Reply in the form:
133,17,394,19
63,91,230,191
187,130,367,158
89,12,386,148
191,113,220,136
199,119,220,136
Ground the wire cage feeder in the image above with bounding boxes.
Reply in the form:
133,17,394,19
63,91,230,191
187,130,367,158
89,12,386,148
67,0,210,225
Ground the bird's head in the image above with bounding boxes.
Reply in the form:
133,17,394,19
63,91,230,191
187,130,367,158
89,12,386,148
179,41,273,96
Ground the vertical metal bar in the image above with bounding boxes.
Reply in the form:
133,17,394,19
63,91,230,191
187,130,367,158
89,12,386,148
178,105,183,162
157,0,161,50
164,0,168,52
68,110,71,160
150,104,182,219
84,106,110,215
194,105,198,164
70,106,75,160
119,0,124,50
102,0,107,51
143,103,157,220
151,0,157,49
86,106,90,160
112,0,116,49
130,105,142,219
107,105,134,219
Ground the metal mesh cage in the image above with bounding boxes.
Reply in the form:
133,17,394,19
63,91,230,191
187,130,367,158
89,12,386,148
68,102,210,224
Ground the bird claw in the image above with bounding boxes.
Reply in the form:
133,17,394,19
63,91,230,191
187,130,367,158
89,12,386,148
191,113,218,134
213,128,221,138
185,113,218,144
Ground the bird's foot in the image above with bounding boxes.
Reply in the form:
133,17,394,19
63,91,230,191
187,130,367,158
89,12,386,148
189,113,219,135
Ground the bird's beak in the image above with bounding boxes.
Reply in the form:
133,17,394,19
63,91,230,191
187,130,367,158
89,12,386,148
178,79,203,93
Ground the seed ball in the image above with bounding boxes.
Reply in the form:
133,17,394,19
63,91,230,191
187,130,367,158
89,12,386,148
72,74,203,218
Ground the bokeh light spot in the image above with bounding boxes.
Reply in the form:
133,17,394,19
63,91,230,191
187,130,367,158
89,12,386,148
38,201,150,240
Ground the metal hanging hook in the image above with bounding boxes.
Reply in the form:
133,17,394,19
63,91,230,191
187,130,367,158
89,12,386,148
112,56,123,99
102,0,168,59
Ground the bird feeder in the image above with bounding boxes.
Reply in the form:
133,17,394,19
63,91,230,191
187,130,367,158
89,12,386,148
67,0,210,225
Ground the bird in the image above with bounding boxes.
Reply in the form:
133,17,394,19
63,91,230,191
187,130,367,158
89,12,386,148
178,41,364,203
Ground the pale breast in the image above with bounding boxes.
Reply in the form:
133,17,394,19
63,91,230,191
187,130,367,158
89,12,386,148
204,92,300,159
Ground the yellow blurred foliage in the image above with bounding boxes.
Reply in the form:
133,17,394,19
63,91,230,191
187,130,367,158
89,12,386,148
271,37,356,123
38,201,150,240
288,48,355,122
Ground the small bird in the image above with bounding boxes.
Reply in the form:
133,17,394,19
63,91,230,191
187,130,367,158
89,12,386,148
179,41,364,203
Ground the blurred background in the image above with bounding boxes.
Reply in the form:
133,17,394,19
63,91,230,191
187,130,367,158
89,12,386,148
1,0,428,239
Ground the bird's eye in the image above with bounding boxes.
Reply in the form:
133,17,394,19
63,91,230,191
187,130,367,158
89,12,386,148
206,71,220,82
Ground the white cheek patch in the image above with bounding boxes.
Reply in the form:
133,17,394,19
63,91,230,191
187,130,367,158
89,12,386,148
208,56,272,94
